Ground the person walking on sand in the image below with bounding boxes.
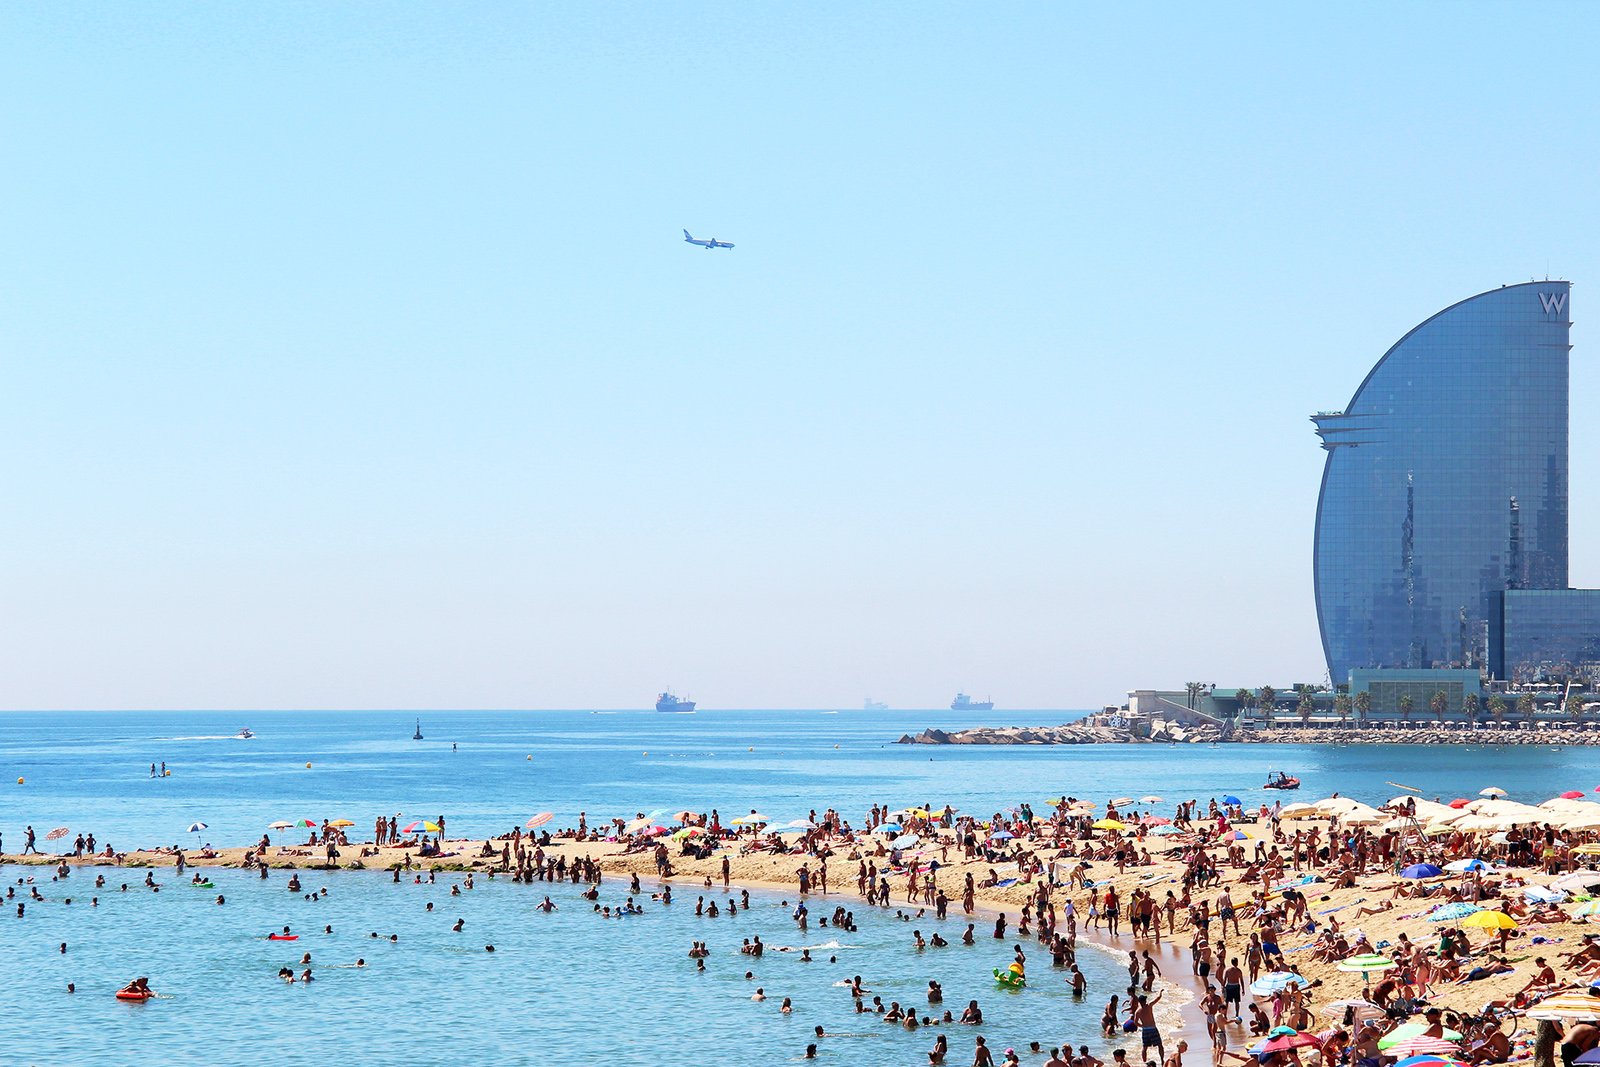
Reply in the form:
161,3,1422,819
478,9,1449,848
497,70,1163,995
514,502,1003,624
23,826,39,855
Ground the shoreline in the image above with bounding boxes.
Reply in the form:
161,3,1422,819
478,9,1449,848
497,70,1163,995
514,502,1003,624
899,724,1600,746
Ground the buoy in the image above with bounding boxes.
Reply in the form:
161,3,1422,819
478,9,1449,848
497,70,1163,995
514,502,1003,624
748,747,753,752
16,777,22,785
526,755,532,761
164,770,171,777
305,762,312,769
642,751,648,756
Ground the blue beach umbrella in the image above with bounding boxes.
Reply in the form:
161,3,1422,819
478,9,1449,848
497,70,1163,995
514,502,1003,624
1443,859,1490,873
991,830,1014,840
1148,825,1184,836
1401,863,1444,879
1222,796,1242,806
1427,902,1483,922
187,822,208,834
1249,971,1308,996
873,823,902,835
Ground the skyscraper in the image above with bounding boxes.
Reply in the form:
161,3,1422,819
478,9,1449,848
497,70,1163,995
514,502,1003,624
1311,281,1572,683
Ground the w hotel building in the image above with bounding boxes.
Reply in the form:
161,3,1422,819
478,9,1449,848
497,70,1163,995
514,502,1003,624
1312,281,1600,684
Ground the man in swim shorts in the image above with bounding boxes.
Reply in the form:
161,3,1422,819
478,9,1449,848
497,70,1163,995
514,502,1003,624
1135,993,1164,1062
1221,959,1244,1021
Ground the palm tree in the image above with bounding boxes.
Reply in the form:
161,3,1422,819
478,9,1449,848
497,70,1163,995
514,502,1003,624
1233,689,1253,721
1354,690,1371,726
1297,690,1316,725
1259,685,1277,726
1334,693,1352,727
1567,690,1589,724
1428,689,1449,723
1516,691,1536,724
1462,692,1480,726
1488,693,1507,728
1398,693,1415,726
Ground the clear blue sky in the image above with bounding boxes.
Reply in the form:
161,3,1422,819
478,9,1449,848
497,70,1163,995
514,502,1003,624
4,4,1597,710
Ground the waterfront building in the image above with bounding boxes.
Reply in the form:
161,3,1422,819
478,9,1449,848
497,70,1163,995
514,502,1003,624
1311,281,1585,683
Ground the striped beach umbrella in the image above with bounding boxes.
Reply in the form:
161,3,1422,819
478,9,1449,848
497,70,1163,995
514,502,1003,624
1249,971,1308,996
1383,1037,1462,1058
1378,1023,1463,1051
1526,991,1600,1021
524,812,553,829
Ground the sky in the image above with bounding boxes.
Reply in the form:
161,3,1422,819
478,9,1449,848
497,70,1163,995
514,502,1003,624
4,4,1599,711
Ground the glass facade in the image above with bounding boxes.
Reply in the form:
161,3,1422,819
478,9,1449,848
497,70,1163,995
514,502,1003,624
1490,589,1600,682
1312,282,1572,684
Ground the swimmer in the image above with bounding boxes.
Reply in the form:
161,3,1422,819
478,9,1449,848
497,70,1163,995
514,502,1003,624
753,987,767,1001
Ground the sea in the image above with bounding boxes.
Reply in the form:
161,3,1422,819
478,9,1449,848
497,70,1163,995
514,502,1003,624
0,709,1586,1065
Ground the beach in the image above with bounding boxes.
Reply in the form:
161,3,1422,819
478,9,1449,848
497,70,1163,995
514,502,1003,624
7,787,1600,1067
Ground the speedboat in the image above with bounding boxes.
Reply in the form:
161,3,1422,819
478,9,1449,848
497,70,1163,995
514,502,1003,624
236,728,254,739
1263,771,1300,790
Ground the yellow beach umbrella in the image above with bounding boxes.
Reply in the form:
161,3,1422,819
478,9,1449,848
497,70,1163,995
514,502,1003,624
1461,910,1517,930
1092,819,1128,831
328,819,355,828
1574,843,1600,856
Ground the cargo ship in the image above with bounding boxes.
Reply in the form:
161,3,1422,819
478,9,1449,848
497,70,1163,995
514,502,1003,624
863,698,888,711
656,691,696,713
951,692,994,711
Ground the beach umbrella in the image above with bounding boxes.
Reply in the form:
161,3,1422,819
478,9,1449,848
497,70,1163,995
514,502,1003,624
1448,798,1471,808
1337,955,1396,984
1393,1057,1470,1067
1378,1023,1463,1051
1249,971,1308,996
1479,786,1507,797
1569,901,1600,918
1443,859,1491,873
328,819,354,828
45,827,70,841
1092,819,1128,831
872,822,901,835
1140,796,1163,804
1110,797,1135,807
732,813,768,825
1524,885,1568,904
1320,1000,1384,1023
1526,991,1600,1022
1148,825,1184,836
402,820,441,834
889,833,920,849
186,822,208,834
669,826,703,840
1561,791,1589,800
1427,902,1483,922
1574,1051,1600,1066
1140,816,1172,826
624,816,654,833
990,830,1015,840
525,813,553,829
1222,796,1242,806
1280,803,1321,819
268,821,293,830
293,819,316,829
643,809,672,821
1261,1032,1323,1053
782,819,816,829
1575,843,1600,856
671,810,696,822
1383,1037,1463,1058
1221,829,1256,841
1554,871,1600,893
1461,909,1517,930
1400,863,1444,879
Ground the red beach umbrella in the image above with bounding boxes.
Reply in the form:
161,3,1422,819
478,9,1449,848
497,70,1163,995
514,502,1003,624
45,826,70,841
1447,798,1471,808
1262,1033,1323,1054
1562,791,1587,800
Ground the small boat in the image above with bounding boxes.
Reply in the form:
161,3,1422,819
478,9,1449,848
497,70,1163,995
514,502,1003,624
412,718,424,741
236,728,254,739
1264,771,1300,790
863,699,888,711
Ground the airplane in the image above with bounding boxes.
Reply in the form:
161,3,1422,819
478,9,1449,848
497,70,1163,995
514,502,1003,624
683,229,734,250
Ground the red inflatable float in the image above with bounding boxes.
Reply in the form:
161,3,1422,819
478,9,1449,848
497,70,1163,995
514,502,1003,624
268,934,298,941
116,990,151,1001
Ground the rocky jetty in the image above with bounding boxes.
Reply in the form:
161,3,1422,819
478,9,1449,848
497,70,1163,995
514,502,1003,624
896,723,1135,745
1242,725,1600,745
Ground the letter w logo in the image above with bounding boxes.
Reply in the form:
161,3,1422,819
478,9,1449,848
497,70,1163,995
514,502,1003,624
1539,291,1568,314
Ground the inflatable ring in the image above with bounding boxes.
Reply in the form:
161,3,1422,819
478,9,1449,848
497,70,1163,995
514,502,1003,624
116,990,152,1001
268,934,298,941
993,967,1026,989
191,882,214,889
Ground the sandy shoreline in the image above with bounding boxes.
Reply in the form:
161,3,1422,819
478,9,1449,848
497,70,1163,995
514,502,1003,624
12,801,1600,1061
